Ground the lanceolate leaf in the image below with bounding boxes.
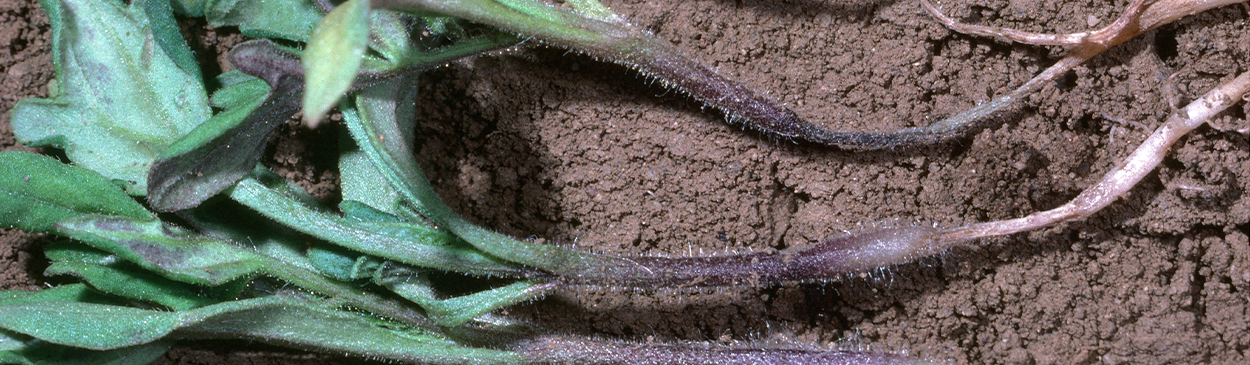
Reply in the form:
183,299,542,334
383,275,556,327
134,0,202,82
44,242,226,310
145,74,288,212
0,151,152,233
204,0,323,42
1,338,173,365
0,295,524,364
343,73,616,275
228,172,528,277
53,215,264,286
302,0,371,126
0,284,114,306
12,0,211,195
146,41,307,212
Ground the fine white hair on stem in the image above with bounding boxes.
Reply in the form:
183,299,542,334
933,71,1250,243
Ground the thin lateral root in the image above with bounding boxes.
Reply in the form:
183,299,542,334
936,70,1250,243
920,0,1148,47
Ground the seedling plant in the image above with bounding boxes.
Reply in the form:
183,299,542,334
0,0,1246,363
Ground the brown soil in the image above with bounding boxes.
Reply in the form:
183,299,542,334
4,0,1250,364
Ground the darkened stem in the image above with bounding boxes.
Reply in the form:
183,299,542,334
514,335,934,365
555,226,948,287
374,0,948,150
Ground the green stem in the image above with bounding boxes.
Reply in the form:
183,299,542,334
256,254,437,330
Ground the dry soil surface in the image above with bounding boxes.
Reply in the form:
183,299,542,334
3,0,1250,364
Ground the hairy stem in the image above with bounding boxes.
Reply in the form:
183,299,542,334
373,0,946,149
513,335,935,365
554,226,942,287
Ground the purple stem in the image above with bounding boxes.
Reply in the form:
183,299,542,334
374,0,948,150
515,335,935,365
556,226,947,288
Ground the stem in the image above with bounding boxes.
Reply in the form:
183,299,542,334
557,226,943,287
514,335,936,365
257,254,438,329
374,0,912,149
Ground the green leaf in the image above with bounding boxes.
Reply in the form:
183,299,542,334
2,339,172,365
563,0,618,22
367,10,416,66
134,0,202,82
0,300,214,350
176,198,321,273
0,295,523,363
0,284,104,306
53,216,264,286
0,152,153,233
13,0,211,195
337,78,416,215
302,0,371,126
383,274,555,327
205,0,322,42
340,200,408,223
0,286,174,364
44,242,224,310
342,71,612,275
494,0,563,24
157,77,270,162
146,41,306,212
228,172,526,276
169,0,207,16
144,75,283,212
208,71,270,107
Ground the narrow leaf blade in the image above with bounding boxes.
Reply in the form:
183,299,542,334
205,0,322,42
0,151,153,233
302,0,371,126
145,76,291,212
44,242,223,310
53,216,264,286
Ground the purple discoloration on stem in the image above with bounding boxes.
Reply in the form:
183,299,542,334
516,335,933,365
619,35,950,149
374,0,950,150
557,226,944,288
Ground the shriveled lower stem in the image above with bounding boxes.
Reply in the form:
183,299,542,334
514,335,934,365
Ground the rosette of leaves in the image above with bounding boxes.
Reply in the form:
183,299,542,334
1,0,940,363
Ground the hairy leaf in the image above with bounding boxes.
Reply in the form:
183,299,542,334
53,215,264,286
0,284,115,306
384,274,555,327
12,0,211,195
342,72,614,274
176,198,320,273
0,152,152,233
229,172,527,277
302,0,371,126
204,0,322,42
0,295,523,364
337,75,417,215
145,73,283,212
135,0,202,82
44,242,224,310
1,338,173,365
